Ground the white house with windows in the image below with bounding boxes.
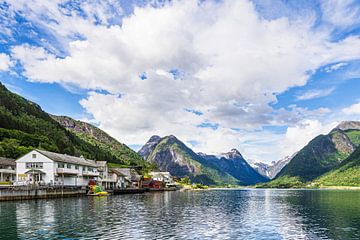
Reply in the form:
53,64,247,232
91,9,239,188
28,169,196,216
149,172,176,187
16,149,99,186
0,157,16,183
96,161,117,189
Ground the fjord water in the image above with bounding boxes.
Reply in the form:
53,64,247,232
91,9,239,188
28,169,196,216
1,190,360,240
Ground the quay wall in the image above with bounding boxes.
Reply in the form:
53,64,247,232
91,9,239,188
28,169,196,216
0,186,86,201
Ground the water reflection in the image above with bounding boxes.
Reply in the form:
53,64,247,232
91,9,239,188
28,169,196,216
1,190,360,239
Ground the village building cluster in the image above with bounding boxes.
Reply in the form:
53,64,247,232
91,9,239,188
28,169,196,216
0,149,177,191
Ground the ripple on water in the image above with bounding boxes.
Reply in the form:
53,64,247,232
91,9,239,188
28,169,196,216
1,190,360,239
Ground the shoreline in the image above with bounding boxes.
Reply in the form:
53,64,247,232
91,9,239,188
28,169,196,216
182,186,360,191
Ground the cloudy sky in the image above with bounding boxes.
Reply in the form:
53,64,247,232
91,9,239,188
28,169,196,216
1,0,360,163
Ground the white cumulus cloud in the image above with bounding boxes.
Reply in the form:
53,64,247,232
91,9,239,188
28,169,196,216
343,101,360,115
0,53,13,71
5,0,360,162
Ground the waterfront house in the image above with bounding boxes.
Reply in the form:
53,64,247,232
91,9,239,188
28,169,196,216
96,161,117,189
111,168,143,188
149,172,176,188
16,150,99,186
0,157,16,183
109,168,130,188
142,178,164,190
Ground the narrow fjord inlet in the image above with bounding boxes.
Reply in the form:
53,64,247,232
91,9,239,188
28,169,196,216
1,0,360,239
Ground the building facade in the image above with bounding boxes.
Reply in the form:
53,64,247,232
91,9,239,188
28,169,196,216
96,161,117,189
16,150,99,186
0,157,16,183
149,172,175,187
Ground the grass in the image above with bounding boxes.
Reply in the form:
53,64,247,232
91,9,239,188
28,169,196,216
255,176,306,188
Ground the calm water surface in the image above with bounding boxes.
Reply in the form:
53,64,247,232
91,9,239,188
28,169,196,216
1,189,360,240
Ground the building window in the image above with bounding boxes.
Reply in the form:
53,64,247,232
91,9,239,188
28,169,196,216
26,162,43,169
75,165,79,170
32,154,36,158
58,163,65,168
67,164,71,169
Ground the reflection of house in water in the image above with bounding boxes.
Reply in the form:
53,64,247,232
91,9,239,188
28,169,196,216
16,150,99,186
0,157,16,182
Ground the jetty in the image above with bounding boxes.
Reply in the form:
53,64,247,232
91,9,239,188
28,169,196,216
0,186,86,201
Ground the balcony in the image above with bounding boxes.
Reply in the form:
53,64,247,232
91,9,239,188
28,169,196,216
56,168,79,175
99,177,117,182
82,171,99,177
0,169,15,174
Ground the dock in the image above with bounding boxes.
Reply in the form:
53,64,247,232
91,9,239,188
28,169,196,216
0,186,86,201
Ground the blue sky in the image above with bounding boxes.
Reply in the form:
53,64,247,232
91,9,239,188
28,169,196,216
1,0,360,163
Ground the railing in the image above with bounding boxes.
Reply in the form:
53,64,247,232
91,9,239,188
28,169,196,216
99,177,117,182
0,169,15,174
56,168,79,175
82,171,99,177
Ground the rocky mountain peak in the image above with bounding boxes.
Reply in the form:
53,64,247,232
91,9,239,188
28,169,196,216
334,121,360,131
223,148,243,159
148,135,162,143
138,135,163,160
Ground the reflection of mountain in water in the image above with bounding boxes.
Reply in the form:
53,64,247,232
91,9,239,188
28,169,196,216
1,190,360,239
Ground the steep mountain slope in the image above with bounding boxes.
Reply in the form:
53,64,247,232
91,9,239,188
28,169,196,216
200,149,268,184
314,145,360,186
251,162,270,178
139,135,268,185
139,135,240,185
138,135,162,160
270,122,360,186
51,115,147,167
0,82,147,167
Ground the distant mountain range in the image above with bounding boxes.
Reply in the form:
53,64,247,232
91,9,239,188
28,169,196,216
139,135,268,185
251,154,295,179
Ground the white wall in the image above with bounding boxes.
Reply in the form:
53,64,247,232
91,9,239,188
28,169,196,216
16,150,55,184
16,150,100,186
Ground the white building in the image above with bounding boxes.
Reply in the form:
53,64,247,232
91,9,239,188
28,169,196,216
109,168,130,189
16,150,99,186
110,168,142,188
96,161,117,189
0,157,16,183
149,172,176,187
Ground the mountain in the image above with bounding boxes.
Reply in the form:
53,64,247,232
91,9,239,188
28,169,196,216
314,144,360,186
0,82,147,168
200,149,269,185
51,115,146,167
139,135,268,185
252,154,294,179
138,135,162,160
268,121,360,187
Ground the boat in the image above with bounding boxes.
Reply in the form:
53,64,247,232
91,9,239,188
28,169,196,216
87,184,109,196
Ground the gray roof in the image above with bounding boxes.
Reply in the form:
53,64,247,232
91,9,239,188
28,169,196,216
110,168,142,182
0,157,16,166
111,168,131,178
109,168,127,177
96,161,107,167
36,150,97,167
